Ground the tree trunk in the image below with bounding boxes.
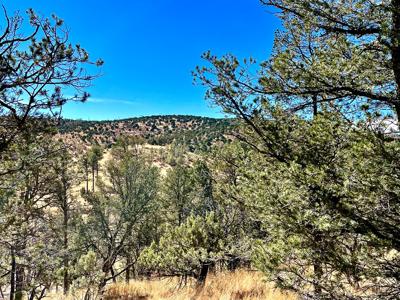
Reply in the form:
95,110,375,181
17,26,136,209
197,263,209,285
392,0,400,121
314,260,323,298
63,198,69,295
111,267,117,283
178,204,183,226
84,288,92,300
227,256,240,271
35,288,46,300
98,279,107,298
10,249,15,300
98,260,114,296
313,233,323,298
0,286,5,299
15,264,24,300
92,164,95,192
125,256,131,283
86,166,89,193
28,289,35,300
312,94,318,116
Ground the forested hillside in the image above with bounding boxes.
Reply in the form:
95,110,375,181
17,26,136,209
59,115,234,152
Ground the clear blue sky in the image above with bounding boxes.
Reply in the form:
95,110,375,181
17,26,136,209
3,0,280,120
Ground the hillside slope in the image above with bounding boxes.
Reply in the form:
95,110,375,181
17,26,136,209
59,115,235,152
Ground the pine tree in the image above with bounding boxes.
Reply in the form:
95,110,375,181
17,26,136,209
194,1,400,296
0,7,102,155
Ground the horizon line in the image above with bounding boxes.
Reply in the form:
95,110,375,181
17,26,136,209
61,113,231,122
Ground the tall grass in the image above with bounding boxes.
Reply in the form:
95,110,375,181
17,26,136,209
104,270,297,300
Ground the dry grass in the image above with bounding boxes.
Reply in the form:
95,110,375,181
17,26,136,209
104,270,297,300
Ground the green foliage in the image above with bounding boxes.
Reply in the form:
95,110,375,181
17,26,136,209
191,161,216,216
139,213,227,279
162,163,194,225
142,150,254,283
60,115,234,152
209,109,400,298
0,7,101,155
3,1,400,299
194,0,400,297
166,141,188,166
79,145,160,290
0,136,77,299
70,251,102,299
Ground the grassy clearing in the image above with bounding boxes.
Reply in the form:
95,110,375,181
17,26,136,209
103,270,297,300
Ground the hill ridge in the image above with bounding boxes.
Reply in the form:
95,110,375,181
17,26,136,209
59,115,235,152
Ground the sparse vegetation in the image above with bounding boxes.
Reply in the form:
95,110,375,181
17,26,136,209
59,115,235,153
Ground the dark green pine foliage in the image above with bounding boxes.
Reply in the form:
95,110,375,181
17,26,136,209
194,0,400,298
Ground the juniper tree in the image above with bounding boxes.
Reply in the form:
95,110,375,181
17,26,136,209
111,135,145,160
141,151,253,284
191,161,216,216
162,164,194,226
139,213,226,285
208,141,263,270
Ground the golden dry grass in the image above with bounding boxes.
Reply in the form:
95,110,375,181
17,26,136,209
104,270,297,300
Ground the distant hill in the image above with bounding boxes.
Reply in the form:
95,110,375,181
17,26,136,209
58,115,235,152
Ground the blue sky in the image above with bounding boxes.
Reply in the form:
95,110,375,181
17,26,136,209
3,0,280,120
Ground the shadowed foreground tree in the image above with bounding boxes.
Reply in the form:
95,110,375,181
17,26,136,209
0,5,102,299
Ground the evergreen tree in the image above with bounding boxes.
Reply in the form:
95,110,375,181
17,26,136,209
49,147,82,295
0,136,68,299
194,1,400,296
139,213,227,285
87,145,103,192
162,164,194,226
